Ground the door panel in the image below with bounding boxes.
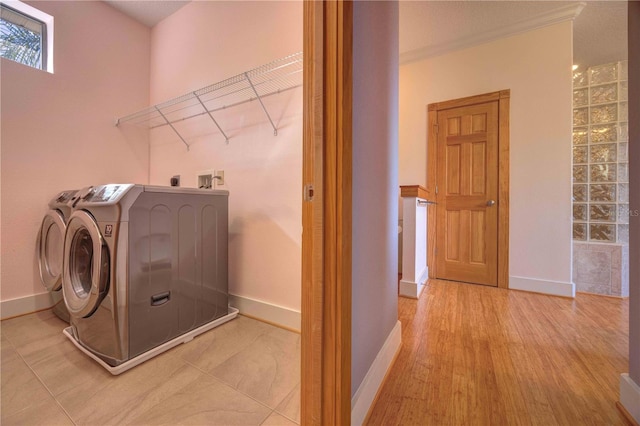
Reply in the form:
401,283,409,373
436,101,499,286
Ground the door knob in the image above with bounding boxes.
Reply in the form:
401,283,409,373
486,200,496,207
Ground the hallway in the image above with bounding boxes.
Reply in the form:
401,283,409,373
366,280,630,425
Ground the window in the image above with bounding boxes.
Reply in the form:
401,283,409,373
0,1,52,72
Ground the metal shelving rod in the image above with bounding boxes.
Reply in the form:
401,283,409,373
155,106,189,150
193,92,230,144
244,72,278,136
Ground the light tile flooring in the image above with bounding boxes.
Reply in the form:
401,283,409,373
1,310,300,425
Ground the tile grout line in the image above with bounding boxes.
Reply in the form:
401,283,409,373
4,329,79,426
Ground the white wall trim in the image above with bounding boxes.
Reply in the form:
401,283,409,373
351,320,402,426
0,291,59,320
229,293,301,332
400,2,585,64
399,267,428,299
509,276,575,298
620,373,640,423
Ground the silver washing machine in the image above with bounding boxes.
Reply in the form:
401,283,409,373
62,184,233,371
37,189,78,322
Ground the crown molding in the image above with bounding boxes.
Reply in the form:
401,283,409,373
400,2,586,65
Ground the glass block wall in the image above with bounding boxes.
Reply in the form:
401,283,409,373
572,61,629,244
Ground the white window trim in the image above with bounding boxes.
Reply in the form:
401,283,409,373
1,0,53,73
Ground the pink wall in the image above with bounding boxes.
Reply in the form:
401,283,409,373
148,1,303,313
0,1,150,305
627,0,639,387
352,0,399,396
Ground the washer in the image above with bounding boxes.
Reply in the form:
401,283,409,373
37,189,78,322
62,184,232,368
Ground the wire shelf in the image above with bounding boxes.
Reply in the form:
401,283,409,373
116,52,303,149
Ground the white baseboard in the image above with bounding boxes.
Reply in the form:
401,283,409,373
0,291,60,320
229,294,301,332
509,276,575,298
620,373,640,423
351,320,402,426
399,267,428,299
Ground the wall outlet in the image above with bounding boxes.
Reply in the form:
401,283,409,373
170,175,180,187
214,170,225,186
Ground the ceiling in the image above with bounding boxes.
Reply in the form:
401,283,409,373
104,0,628,70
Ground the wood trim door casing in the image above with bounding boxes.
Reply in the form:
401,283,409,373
427,90,510,289
302,1,353,425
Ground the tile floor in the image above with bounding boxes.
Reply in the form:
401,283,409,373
0,309,300,425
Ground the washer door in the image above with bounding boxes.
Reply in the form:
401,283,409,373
62,210,110,318
37,210,66,291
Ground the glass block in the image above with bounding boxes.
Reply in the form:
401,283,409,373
590,124,617,143
589,63,617,85
573,108,589,126
590,83,617,104
590,184,616,202
619,124,628,142
619,60,628,80
573,71,587,88
590,164,616,182
573,184,587,202
618,224,629,244
620,81,628,101
618,163,628,182
573,88,589,107
573,146,588,164
573,165,588,182
619,102,628,121
573,127,588,145
589,223,616,242
589,204,616,222
573,204,588,221
619,204,629,224
590,144,616,163
619,143,628,161
619,183,629,203
573,223,587,241
590,104,617,124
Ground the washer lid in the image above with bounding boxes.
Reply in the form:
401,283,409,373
62,210,110,318
37,210,66,291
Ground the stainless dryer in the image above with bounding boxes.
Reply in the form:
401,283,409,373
62,184,231,369
37,189,78,322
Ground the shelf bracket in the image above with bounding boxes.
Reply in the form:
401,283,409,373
155,106,189,150
244,72,278,136
193,92,230,144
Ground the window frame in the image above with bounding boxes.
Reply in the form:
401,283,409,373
0,0,53,72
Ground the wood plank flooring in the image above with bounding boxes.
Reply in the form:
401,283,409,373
366,279,630,425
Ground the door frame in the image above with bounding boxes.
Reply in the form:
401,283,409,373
301,1,352,425
426,90,510,289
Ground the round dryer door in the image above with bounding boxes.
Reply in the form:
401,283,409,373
37,210,67,291
62,210,110,318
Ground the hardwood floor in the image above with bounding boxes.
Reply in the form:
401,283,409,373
366,279,630,425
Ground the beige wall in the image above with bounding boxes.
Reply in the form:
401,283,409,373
0,1,150,305
148,1,303,313
399,22,574,295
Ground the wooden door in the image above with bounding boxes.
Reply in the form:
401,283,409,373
435,101,499,286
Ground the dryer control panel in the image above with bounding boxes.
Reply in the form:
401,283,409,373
80,184,134,204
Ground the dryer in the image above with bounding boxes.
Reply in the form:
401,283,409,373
37,189,78,322
62,184,234,370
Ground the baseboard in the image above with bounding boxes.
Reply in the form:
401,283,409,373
228,294,301,332
399,279,426,299
0,291,60,320
509,276,575,298
620,373,640,424
399,267,428,299
351,320,402,426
